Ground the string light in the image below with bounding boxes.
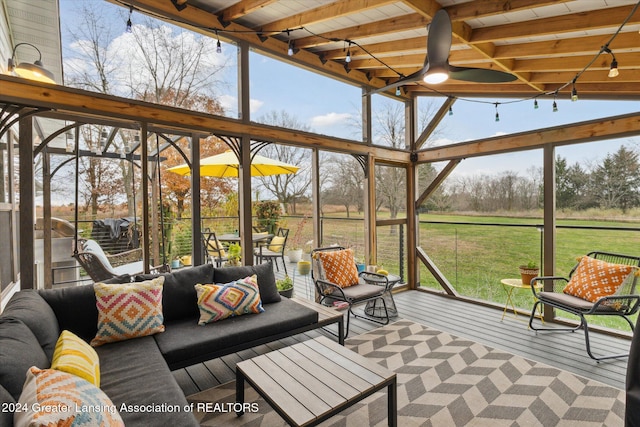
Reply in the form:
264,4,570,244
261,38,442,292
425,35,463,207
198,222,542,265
552,93,558,112
395,87,401,96
126,6,133,33
571,81,578,102
65,131,74,153
448,106,453,116
494,103,500,122
533,99,539,109
215,30,222,54
345,41,352,63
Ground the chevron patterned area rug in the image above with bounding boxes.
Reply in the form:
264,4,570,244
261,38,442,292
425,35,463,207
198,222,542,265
187,320,625,426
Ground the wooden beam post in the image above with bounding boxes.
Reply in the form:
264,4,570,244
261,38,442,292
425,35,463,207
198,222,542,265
141,123,150,273
238,41,254,263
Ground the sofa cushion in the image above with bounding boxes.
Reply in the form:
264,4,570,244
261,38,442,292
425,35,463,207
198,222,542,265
96,336,199,426
0,318,50,400
2,290,59,360
0,384,14,427
136,263,214,321
91,277,165,347
195,275,264,324
51,330,101,386
15,367,124,427
155,297,318,369
213,262,281,304
39,284,98,343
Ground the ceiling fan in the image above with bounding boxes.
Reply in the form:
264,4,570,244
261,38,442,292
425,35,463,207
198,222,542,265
370,9,517,94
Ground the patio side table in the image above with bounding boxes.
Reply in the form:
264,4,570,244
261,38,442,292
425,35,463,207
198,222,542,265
500,278,544,323
362,273,401,318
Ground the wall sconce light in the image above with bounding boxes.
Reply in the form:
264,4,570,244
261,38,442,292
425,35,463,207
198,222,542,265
7,43,56,84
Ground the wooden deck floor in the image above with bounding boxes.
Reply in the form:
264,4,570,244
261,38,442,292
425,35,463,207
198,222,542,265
173,275,631,396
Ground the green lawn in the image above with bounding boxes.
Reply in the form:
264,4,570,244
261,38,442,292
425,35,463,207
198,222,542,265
418,214,640,330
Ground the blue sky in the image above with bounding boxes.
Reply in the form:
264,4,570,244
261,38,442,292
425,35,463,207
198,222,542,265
59,0,640,179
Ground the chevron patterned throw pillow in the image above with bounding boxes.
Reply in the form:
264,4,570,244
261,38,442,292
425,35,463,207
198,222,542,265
91,277,165,347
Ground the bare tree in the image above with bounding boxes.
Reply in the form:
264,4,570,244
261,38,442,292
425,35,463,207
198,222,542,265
255,111,312,213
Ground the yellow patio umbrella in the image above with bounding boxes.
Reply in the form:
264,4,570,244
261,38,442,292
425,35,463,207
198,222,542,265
167,150,299,177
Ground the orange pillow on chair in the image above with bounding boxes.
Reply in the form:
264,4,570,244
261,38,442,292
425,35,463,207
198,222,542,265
315,248,359,288
563,256,635,303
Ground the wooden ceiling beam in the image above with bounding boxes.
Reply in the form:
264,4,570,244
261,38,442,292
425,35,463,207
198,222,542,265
493,32,639,60
256,0,397,33
416,111,640,163
529,69,640,83
218,0,278,22
470,5,640,44
513,53,629,72
294,14,429,49
0,76,409,162
446,0,573,20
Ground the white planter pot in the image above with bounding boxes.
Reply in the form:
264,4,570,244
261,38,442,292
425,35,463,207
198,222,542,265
287,249,303,263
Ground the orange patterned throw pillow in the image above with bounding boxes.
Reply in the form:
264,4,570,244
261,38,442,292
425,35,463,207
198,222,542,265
563,256,635,303
316,248,359,288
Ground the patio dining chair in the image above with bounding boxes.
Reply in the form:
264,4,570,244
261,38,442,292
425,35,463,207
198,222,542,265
529,251,640,361
202,228,228,267
311,246,389,338
255,228,289,274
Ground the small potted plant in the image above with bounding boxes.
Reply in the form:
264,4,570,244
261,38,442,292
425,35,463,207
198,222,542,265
226,243,242,267
519,261,540,285
276,275,294,298
286,216,308,263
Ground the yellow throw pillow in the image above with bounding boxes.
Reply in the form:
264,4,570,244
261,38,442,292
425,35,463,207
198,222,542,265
315,248,359,288
51,330,100,387
268,236,285,253
207,240,226,257
563,256,635,303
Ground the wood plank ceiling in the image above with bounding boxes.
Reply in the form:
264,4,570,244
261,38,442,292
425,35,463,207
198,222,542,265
141,0,640,100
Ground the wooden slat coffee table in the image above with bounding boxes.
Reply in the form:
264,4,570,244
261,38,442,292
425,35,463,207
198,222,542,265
236,336,397,426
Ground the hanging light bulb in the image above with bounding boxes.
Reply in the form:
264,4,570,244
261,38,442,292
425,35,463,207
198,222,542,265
494,103,500,122
534,99,539,109
345,50,351,63
448,106,453,116
65,131,74,153
215,30,222,54
552,100,558,112
571,85,578,102
395,87,401,96
608,58,619,78
126,6,133,33
287,40,294,56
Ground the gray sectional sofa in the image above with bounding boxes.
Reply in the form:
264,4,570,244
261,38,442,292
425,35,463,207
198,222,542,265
0,262,326,426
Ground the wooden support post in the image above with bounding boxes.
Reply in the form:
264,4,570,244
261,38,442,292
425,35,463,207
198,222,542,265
141,123,150,273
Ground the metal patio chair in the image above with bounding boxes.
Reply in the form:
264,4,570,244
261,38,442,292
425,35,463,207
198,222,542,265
311,246,389,338
529,251,640,361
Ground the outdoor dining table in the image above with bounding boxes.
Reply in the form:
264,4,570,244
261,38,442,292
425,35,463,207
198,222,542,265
216,233,273,244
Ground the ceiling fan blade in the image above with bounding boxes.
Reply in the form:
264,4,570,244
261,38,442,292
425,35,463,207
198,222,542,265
427,9,452,67
449,66,518,83
367,66,427,95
